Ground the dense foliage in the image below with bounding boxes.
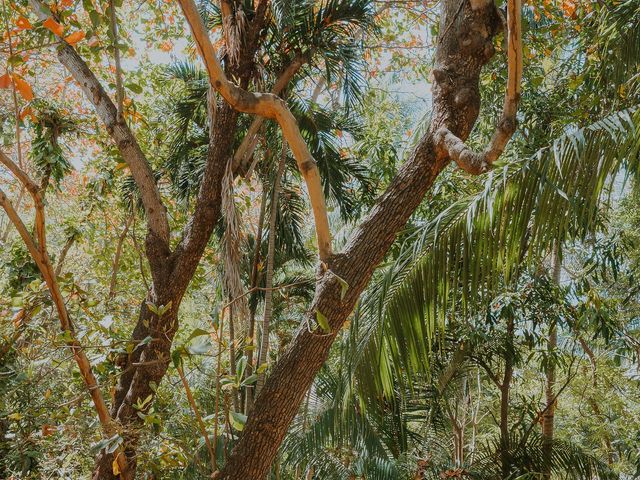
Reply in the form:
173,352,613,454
1,0,640,478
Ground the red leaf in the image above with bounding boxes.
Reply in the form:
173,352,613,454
16,16,33,30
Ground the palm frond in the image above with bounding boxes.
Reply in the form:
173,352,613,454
359,108,640,384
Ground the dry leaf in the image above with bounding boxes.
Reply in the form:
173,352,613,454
20,106,33,121
0,73,11,89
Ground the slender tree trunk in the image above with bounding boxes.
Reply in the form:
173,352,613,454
245,187,268,415
93,104,240,480
217,2,503,477
1,186,24,243
228,302,239,412
500,315,515,480
542,245,561,478
256,143,287,395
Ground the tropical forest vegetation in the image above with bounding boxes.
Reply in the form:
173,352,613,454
1,0,640,478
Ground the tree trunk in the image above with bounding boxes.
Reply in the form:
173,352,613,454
256,143,287,395
92,104,240,480
217,2,503,478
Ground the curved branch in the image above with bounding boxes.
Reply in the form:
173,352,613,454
177,0,332,261
435,0,522,174
0,150,46,250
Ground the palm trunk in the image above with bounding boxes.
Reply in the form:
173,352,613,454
501,315,515,479
542,245,561,478
255,143,287,396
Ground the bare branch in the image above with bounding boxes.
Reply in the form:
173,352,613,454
177,0,333,261
435,0,522,174
108,0,125,117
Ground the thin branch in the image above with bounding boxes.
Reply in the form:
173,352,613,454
108,215,133,299
177,0,332,261
0,150,46,251
0,150,130,478
435,0,522,174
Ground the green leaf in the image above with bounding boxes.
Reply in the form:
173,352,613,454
229,411,247,431
316,310,331,333
171,348,183,368
334,273,349,300
126,83,143,94
256,363,268,374
134,336,153,351
89,10,101,29
145,302,159,315
186,328,209,342
241,374,258,386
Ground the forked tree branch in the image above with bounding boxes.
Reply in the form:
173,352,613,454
0,150,129,478
435,0,522,174
29,0,170,247
177,0,333,261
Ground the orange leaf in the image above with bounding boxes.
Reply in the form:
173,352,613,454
562,0,577,18
64,30,85,45
12,75,34,101
61,0,74,7
43,17,64,36
20,106,33,121
0,73,11,89
16,16,33,30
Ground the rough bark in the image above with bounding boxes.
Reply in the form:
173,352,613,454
31,0,170,249
217,1,503,478
92,104,239,480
